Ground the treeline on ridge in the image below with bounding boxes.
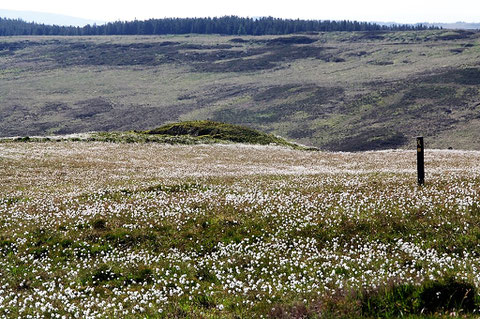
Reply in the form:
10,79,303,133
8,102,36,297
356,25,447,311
0,16,439,36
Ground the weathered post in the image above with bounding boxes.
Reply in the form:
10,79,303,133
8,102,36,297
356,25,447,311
416,136,424,185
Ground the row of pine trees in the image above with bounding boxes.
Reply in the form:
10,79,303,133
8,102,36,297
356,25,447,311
0,16,438,37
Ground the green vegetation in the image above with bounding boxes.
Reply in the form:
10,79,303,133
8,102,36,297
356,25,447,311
0,121,308,149
361,279,478,318
145,120,302,148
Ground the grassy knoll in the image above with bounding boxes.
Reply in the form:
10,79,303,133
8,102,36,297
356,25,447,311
1,141,480,317
1,31,480,150
0,120,308,149
144,120,303,148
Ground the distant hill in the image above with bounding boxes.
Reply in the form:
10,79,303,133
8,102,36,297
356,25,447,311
2,31,480,151
0,9,104,27
377,21,480,30
421,22,480,30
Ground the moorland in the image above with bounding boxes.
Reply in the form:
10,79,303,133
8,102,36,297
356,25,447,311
2,27,480,318
1,29,480,150
1,140,480,317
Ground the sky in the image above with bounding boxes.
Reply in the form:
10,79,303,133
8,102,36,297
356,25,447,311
1,0,480,24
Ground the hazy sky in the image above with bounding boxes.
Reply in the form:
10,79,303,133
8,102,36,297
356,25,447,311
2,0,479,23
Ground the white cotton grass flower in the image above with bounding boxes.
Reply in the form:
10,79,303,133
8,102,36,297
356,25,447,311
0,142,479,317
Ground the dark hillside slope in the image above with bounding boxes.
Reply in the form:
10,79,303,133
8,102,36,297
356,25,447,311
1,30,480,150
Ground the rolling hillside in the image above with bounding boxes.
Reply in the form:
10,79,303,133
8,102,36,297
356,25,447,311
1,30,480,151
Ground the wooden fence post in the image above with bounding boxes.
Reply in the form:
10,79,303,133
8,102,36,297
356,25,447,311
417,136,424,185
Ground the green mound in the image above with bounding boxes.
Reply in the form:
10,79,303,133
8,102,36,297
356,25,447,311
144,121,302,148
2,121,309,149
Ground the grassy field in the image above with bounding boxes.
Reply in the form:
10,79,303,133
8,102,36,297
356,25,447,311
1,140,480,317
1,30,480,151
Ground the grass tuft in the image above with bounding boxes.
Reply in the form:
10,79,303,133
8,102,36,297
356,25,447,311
361,278,477,317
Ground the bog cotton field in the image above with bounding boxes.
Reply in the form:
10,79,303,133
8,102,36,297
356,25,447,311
0,142,480,318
